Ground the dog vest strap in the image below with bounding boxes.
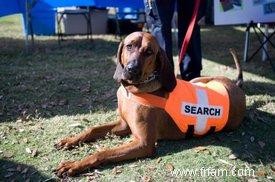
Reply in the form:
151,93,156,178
131,93,167,108
185,125,194,139
117,86,166,109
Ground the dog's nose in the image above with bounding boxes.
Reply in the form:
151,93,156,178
126,62,139,75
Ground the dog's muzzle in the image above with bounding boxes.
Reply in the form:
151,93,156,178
123,61,141,82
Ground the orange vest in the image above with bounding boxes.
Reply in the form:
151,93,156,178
117,79,229,135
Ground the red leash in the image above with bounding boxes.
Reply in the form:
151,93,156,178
178,0,201,64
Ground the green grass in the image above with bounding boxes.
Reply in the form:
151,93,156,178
0,15,274,181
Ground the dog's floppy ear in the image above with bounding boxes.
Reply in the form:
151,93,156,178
113,41,124,83
156,48,176,92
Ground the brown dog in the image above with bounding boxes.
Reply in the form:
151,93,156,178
54,32,246,177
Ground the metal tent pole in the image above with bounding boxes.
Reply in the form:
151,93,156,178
262,24,268,62
25,0,29,53
243,22,251,62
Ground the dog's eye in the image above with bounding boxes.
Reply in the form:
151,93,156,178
126,44,133,51
145,49,153,56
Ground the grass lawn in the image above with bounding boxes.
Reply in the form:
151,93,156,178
0,15,274,181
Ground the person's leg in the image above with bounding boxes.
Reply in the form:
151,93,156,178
144,0,165,50
155,0,176,69
144,0,176,69
177,0,206,80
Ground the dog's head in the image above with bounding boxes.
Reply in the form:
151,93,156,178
113,32,176,93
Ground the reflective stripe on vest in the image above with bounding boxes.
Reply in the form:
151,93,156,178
117,79,229,135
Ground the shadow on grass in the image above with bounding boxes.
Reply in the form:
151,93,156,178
244,81,275,96
0,159,54,181
0,37,119,122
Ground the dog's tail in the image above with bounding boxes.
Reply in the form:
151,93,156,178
229,48,243,88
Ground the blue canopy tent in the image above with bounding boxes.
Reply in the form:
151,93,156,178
0,0,143,50
0,0,144,35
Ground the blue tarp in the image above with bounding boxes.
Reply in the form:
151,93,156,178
0,0,96,17
0,0,143,35
0,1,23,17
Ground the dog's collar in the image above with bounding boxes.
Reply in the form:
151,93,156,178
122,71,160,86
139,71,160,85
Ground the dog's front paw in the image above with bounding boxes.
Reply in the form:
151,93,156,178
54,137,79,150
54,161,82,178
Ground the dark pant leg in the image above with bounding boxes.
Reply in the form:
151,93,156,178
177,0,206,80
144,0,176,69
144,0,165,50
155,0,176,69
